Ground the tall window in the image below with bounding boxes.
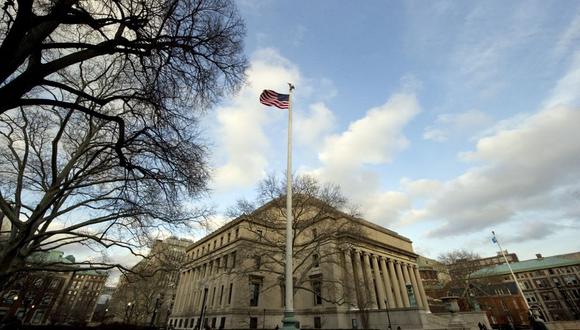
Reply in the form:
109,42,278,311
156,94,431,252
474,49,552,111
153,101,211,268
227,232,231,242
231,252,236,269
314,317,322,329
257,229,263,240
235,228,239,238
249,277,262,306
312,254,320,268
249,317,258,329
219,285,224,305
312,275,322,305
228,283,233,304
254,255,262,269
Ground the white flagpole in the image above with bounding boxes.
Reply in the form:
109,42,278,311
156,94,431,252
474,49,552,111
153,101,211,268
283,83,297,329
492,230,530,311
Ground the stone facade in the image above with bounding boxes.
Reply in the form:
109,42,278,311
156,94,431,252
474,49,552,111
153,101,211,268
52,269,108,324
109,237,191,326
169,200,431,329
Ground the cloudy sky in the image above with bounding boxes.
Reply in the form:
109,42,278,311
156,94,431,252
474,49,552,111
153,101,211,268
196,0,580,262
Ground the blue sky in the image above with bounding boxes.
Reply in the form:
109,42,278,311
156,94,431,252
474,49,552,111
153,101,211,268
197,0,580,262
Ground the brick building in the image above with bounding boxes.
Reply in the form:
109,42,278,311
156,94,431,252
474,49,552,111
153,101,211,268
472,252,580,324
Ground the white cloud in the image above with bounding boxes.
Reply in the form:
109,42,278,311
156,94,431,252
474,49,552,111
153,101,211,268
423,110,493,142
319,93,420,172
212,49,301,190
425,106,580,237
451,2,544,93
295,102,336,147
554,13,580,60
362,191,411,226
400,178,443,198
543,51,580,109
304,93,421,225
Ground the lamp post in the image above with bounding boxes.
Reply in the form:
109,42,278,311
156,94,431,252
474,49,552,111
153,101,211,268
124,302,133,323
383,299,392,330
12,295,19,321
150,294,161,328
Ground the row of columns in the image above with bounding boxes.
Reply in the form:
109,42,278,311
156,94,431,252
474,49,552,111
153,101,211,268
173,256,235,317
343,249,429,311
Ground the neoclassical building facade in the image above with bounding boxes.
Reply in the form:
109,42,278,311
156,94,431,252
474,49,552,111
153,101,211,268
169,199,433,329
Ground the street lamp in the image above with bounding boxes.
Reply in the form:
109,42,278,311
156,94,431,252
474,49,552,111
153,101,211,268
383,299,392,330
125,302,133,323
150,294,162,328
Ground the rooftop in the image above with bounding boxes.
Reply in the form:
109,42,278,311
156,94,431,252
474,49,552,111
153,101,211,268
471,252,580,278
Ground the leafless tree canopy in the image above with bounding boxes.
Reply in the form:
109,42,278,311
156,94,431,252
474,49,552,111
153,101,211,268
438,249,482,297
0,0,247,281
227,175,362,305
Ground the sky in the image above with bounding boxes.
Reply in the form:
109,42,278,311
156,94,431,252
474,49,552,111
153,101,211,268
62,1,580,281
200,0,580,262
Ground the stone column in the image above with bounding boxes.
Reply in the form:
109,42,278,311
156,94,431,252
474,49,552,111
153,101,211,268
407,264,423,308
343,249,357,308
395,261,410,307
184,270,192,312
362,252,378,309
191,267,200,311
413,266,429,311
352,250,365,308
379,257,396,308
371,255,386,309
387,259,403,307
402,264,415,307
175,270,186,313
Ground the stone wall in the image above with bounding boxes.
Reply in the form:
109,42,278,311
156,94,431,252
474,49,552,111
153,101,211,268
546,320,580,330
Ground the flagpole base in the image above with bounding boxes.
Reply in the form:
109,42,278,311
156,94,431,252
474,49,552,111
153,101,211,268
281,311,299,330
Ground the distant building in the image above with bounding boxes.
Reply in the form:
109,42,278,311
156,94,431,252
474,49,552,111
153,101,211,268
471,252,580,324
0,211,10,242
108,237,191,327
91,286,115,323
0,250,107,325
417,255,451,312
447,251,519,281
51,269,108,324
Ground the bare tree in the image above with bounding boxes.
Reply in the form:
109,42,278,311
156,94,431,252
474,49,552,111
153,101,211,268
0,0,247,282
226,175,363,308
437,249,483,300
108,238,187,326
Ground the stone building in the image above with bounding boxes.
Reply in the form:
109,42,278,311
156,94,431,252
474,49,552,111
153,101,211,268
168,198,484,330
471,252,580,323
416,256,451,312
0,250,107,325
0,251,73,324
109,237,192,326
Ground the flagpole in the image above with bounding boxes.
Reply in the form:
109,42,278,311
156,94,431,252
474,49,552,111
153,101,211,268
492,231,530,311
282,83,297,330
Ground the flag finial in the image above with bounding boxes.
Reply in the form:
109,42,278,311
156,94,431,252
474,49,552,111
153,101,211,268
288,83,295,91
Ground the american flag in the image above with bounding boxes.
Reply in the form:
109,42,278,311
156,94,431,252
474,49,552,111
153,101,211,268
259,90,290,109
